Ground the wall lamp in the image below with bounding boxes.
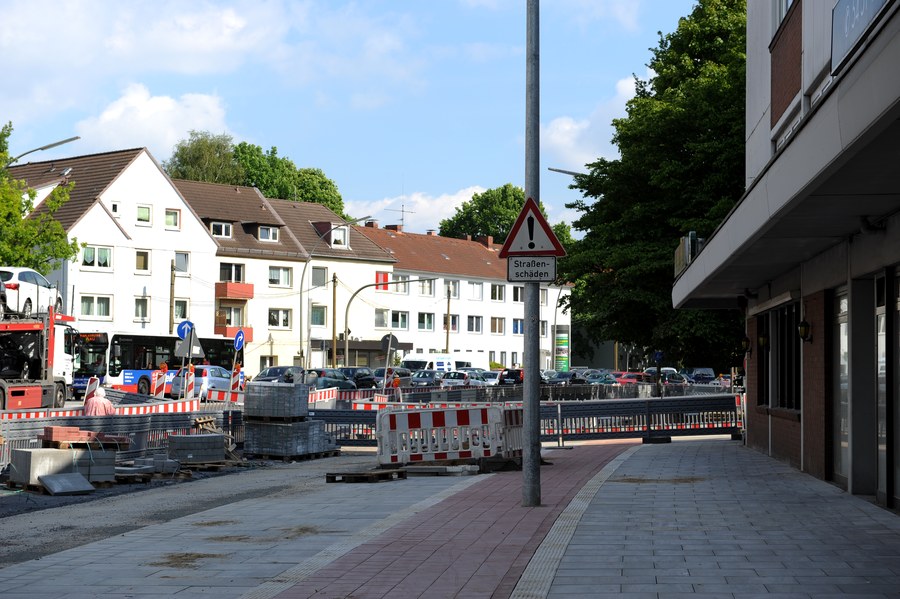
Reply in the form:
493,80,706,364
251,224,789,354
798,320,812,343
757,333,769,351
741,335,752,355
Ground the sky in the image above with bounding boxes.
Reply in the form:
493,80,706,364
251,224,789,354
2,0,697,236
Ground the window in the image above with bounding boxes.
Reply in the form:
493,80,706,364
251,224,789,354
136,205,151,225
772,302,802,410
175,252,190,274
311,305,326,327
419,279,435,296
268,308,291,329
331,226,349,248
82,245,112,269
491,284,505,301
469,281,483,301
110,202,120,217
269,266,292,287
175,299,189,320
220,305,243,327
512,352,518,367
259,225,279,242
211,222,232,238
375,308,389,328
375,271,389,291
489,351,496,365
491,317,505,334
513,286,524,302
467,315,483,333
220,263,244,283
418,312,435,331
443,314,459,333
445,280,460,299
312,266,328,287
134,297,149,321
540,288,548,306
391,311,409,330
80,295,111,319
391,273,409,294
540,320,548,337
135,250,150,273
165,209,180,229
513,318,524,335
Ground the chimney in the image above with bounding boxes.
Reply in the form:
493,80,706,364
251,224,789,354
476,235,494,247
365,220,379,228
385,224,403,232
426,229,437,236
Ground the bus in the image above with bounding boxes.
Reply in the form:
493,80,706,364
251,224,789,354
73,331,242,397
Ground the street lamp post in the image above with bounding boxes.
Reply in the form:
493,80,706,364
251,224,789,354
298,215,371,368
5,136,81,167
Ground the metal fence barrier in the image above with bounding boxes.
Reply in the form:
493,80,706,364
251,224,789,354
0,390,741,469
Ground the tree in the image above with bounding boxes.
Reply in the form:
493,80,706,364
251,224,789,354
439,183,572,248
164,132,346,215
0,123,81,273
163,131,245,184
559,0,747,371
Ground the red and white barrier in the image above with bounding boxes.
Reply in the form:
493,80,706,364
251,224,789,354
151,370,166,399
206,389,244,403
230,365,241,392
376,405,524,465
0,398,201,420
183,368,195,399
83,377,100,402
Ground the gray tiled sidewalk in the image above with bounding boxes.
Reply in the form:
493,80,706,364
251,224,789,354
537,440,900,598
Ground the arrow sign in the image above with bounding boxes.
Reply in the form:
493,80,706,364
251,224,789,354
498,197,566,258
234,329,245,351
176,320,194,340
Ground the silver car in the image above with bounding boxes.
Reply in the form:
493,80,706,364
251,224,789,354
440,371,487,387
169,364,234,399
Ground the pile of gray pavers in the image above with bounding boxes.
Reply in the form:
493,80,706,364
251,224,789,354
166,433,227,464
242,382,337,458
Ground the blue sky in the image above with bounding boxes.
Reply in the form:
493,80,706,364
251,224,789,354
2,0,696,235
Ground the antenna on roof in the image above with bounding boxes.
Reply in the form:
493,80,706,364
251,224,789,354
386,204,415,228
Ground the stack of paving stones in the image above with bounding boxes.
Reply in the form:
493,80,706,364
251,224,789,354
167,434,226,464
9,427,128,487
243,382,336,459
132,453,181,473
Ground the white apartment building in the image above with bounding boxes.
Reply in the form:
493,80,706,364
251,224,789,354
673,0,900,509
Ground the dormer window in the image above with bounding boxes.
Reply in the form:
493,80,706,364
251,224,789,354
259,225,279,242
331,226,348,248
211,222,232,238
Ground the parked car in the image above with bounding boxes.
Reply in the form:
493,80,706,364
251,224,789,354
339,366,378,389
616,372,651,385
0,335,32,378
374,367,412,389
0,267,63,318
545,371,588,386
679,367,715,384
409,369,444,388
643,366,678,380
481,371,500,386
498,368,524,385
663,373,690,386
169,364,234,399
440,370,486,387
586,372,618,385
252,366,310,384
310,368,357,389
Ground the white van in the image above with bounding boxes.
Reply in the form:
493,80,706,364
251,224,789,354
399,352,488,373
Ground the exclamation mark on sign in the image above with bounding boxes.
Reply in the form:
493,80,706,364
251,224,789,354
527,216,535,249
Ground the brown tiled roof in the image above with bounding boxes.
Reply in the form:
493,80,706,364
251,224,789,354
172,179,305,261
9,148,145,231
357,225,506,279
266,198,395,264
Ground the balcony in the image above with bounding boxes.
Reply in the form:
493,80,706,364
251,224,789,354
215,281,254,299
214,312,253,343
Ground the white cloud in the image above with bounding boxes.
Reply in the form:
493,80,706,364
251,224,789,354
345,185,486,235
75,84,229,160
557,0,642,31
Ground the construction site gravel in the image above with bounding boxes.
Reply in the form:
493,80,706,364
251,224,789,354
0,450,379,569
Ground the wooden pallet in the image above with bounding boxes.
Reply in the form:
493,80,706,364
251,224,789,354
243,449,341,462
325,469,407,484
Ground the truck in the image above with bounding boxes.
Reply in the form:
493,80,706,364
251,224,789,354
0,307,79,410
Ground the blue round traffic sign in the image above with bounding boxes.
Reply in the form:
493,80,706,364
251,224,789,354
234,329,245,351
176,320,194,340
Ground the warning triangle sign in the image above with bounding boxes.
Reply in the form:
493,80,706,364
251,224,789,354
499,197,567,258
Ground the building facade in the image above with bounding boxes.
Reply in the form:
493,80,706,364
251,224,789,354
673,0,900,509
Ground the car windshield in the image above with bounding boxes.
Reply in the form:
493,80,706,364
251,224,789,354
259,367,290,377
413,370,435,378
482,372,498,379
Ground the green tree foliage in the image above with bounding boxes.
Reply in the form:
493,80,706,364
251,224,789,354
439,183,573,250
164,132,345,216
163,130,245,184
560,0,747,371
0,123,80,274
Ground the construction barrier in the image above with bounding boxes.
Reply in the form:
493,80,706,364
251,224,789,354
151,370,166,399
207,389,244,403
375,405,525,465
183,366,195,399
231,364,241,393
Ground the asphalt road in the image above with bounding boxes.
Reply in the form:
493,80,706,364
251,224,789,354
0,449,379,569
